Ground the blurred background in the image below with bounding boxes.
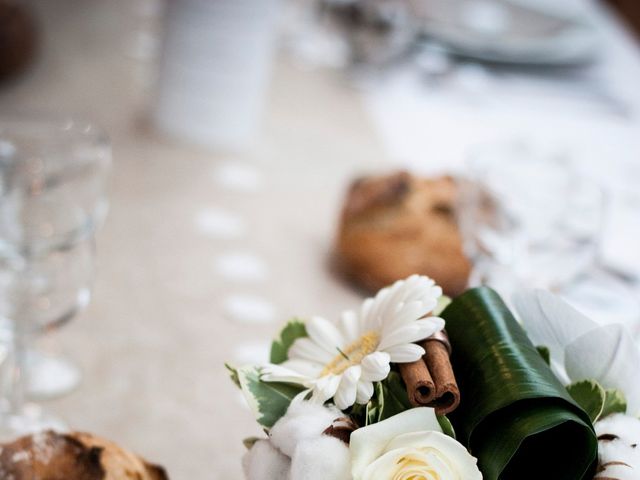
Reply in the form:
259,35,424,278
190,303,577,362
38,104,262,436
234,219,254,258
0,0,639,477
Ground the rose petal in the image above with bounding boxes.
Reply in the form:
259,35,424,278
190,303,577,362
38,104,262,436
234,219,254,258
350,408,442,479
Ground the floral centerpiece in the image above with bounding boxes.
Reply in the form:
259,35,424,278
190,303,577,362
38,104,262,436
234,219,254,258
227,275,640,479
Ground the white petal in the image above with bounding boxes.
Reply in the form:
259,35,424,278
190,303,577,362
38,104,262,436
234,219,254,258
360,352,391,382
312,375,341,404
512,289,597,365
306,316,347,354
288,337,334,364
333,366,361,410
387,300,432,330
338,310,360,344
350,408,442,479
378,318,444,351
279,359,324,378
384,343,425,363
382,432,482,480
565,324,640,417
261,364,311,386
356,380,375,404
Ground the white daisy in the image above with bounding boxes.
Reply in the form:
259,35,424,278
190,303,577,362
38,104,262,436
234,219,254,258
262,275,445,410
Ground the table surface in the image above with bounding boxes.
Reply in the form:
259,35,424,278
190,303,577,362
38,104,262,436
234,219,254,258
0,1,389,478
2,1,640,479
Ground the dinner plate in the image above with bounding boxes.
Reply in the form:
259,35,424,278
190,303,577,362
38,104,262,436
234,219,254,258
417,0,600,65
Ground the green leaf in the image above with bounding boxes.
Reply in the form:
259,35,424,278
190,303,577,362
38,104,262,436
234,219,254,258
441,287,598,480
567,380,606,423
437,415,456,439
225,363,240,388
377,372,413,422
602,388,627,418
237,366,305,428
270,319,308,364
434,295,452,316
242,437,262,450
536,346,551,366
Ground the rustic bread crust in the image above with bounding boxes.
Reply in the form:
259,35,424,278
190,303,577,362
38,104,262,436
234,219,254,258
0,431,168,480
335,171,471,296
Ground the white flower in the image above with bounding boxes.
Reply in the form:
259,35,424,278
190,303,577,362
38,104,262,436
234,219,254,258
350,408,482,480
513,289,640,417
242,401,351,480
262,275,445,409
595,414,640,480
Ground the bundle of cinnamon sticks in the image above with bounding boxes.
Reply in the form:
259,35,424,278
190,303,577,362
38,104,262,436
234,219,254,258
399,331,460,415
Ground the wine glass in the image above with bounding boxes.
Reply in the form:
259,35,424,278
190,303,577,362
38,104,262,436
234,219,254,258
457,140,640,330
0,116,110,439
458,141,604,292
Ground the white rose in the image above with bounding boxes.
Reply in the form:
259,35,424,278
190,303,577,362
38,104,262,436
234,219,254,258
350,408,482,480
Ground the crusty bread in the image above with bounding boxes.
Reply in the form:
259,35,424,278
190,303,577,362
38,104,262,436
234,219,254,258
0,430,168,480
335,171,471,296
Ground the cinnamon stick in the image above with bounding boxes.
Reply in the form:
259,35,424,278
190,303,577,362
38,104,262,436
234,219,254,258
421,334,460,416
398,331,461,415
398,359,436,407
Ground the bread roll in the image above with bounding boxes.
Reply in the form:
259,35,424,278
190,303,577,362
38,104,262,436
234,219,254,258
0,430,168,480
335,171,471,296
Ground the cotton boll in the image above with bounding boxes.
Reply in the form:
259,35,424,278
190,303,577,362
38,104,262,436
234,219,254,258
596,413,640,444
242,439,291,480
270,402,341,457
595,414,640,480
290,436,351,480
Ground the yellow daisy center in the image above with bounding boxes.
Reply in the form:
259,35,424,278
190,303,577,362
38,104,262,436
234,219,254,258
321,331,380,377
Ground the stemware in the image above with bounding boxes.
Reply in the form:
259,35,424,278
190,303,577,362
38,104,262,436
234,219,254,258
458,141,603,290
0,117,110,438
457,141,640,330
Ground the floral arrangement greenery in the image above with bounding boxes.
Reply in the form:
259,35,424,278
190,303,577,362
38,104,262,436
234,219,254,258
227,275,640,479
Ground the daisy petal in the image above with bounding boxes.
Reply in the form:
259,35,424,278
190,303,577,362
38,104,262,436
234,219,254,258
384,343,426,363
360,352,391,382
279,359,324,378
288,337,334,364
333,366,361,410
312,374,341,404
261,364,311,386
338,310,360,344
306,316,346,354
377,317,444,351
387,300,432,330
356,380,375,404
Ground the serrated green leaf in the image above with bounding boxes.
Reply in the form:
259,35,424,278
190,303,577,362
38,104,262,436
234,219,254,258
270,319,308,364
442,287,598,480
567,380,606,423
225,363,240,388
237,366,305,428
536,345,551,366
602,388,627,418
437,415,456,439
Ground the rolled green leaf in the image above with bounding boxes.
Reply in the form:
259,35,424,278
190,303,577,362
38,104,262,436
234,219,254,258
441,287,598,480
